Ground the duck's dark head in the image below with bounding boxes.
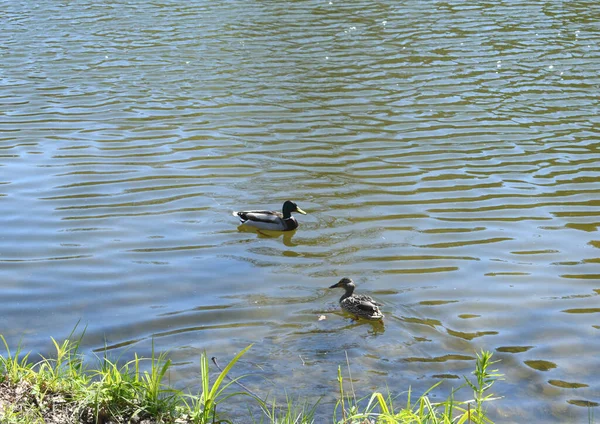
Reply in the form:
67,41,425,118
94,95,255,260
329,277,355,290
282,200,307,218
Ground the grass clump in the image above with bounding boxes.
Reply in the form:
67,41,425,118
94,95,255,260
254,394,319,424
334,350,502,424
182,344,254,423
0,333,251,423
80,344,183,423
1,332,503,424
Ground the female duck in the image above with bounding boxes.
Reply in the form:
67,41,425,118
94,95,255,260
329,277,384,320
233,200,307,231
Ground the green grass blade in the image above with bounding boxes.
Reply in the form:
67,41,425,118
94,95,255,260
208,344,253,401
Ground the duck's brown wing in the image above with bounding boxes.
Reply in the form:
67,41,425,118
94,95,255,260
356,301,380,313
345,297,380,313
354,294,383,306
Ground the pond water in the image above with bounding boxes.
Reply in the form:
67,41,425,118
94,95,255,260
1,0,599,422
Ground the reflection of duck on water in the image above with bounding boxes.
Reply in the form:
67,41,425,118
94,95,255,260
236,224,298,247
233,200,307,231
329,277,384,320
334,317,385,335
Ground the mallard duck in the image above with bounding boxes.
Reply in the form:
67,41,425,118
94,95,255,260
233,200,307,231
329,277,384,320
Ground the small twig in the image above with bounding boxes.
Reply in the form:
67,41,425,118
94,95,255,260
211,356,262,400
468,402,471,424
299,354,306,366
345,351,357,404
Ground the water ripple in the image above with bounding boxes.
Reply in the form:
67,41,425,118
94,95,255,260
1,1,599,422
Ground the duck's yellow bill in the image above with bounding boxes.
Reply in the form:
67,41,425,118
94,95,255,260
296,207,307,215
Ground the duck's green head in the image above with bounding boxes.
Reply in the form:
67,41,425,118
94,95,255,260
282,200,307,217
329,277,354,289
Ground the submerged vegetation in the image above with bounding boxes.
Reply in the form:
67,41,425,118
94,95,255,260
0,332,502,424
